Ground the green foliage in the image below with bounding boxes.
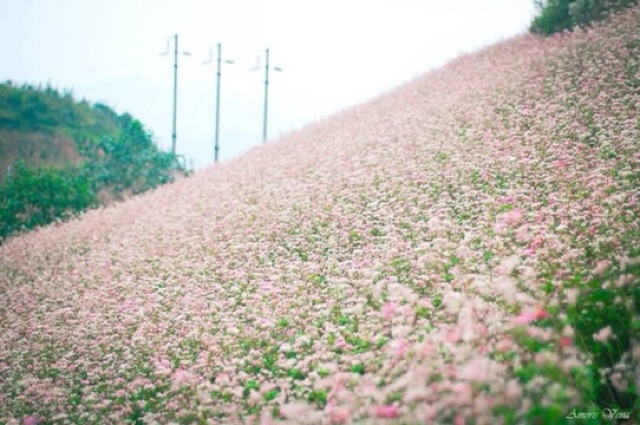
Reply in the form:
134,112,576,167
530,0,639,35
308,389,328,407
79,118,185,196
0,161,96,239
0,81,120,139
509,262,640,423
567,264,640,412
0,83,189,243
530,0,573,35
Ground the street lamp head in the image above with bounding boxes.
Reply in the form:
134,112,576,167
273,67,283,72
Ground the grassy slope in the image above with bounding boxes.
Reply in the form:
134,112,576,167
0,7,639,425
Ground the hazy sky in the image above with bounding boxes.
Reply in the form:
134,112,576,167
1,1,536,168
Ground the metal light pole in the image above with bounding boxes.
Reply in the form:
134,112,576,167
204,43,234,163
161,34,191,155
252,48,282,143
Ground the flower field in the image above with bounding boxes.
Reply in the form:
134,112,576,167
1,7,639,425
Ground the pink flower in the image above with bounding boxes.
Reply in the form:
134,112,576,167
391,339,408,360
513,309,550,325
559,337,573,348
381,302,396,320
501,209,523,226
334,336,351,350
171,369,199,388
23,417,39,425
593,260,610,276
593,326,613,343
529,236,544,251
329,408,351,423
373,404,399,419
260,409,274,425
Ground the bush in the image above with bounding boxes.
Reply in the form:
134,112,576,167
530,0,639,35
0,161,97,240
531,0,573,35
79,118,187,197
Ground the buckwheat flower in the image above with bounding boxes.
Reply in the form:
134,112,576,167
427,216,444,233
513,308,550,325
494,276,518,304
593,325,613,343
391,325,413,339
443,291,465,315
248,389,262,406
260,410,274,425
559,337,573,348
445,327,462,343
171,369,199,388
515,225,530,242
280,342,293,352
334,336,351,350
615,274,635,288
372,404,399,419
519,266,537,282
527,326,554,341
390,339,409,360
280,401,312,419
23,416,39,425
504,379,522,402
564,288,580,304
381,302,396,320
495,255,520,275
502,209,523,226
458,357,505,382
593,260,610,276
609,371,628,392
534,351,558,366
328,407,351,424
415,404,437,422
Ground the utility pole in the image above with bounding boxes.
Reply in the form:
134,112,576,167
252,48,282,143
172,34,178,155
204,43,234,163
161,35,190,155
262,48,270,144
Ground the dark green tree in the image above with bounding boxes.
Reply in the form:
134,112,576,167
530,0,639,35
0,161,96,240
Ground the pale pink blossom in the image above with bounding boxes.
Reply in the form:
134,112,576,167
381,302,396,320
513,309,551,325
501,209,523,226
593,326,613,343
372,404,399,419
328,408,351,424
593,260,610,276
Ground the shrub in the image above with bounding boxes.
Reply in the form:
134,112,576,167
79,118,187,197
530,0,639,35
0,161,96,240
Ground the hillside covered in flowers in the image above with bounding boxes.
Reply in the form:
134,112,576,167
1,6,639,425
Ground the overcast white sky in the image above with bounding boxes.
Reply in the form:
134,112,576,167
1,1,536,168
